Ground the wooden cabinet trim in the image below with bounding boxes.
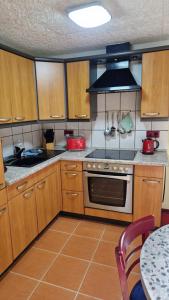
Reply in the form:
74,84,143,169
135,165,164,179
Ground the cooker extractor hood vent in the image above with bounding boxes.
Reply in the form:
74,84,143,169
87,43,141,94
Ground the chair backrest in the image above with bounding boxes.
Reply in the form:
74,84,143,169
115,215,155,300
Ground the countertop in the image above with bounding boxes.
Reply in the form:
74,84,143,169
5,148,169,186
141,224,169,300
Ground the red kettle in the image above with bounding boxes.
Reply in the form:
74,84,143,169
142,138,159,154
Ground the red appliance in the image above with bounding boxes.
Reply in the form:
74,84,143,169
142,138,159,154
66,136,86,151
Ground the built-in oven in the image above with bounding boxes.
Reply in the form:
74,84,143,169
83,162,133,214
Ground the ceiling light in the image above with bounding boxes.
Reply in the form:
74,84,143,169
68,4,111,28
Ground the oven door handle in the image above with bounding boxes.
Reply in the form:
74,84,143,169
83,172,131,182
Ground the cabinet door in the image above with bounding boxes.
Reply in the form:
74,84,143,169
0,204,13,274
0,50,13,124
8,187,38,258
62,191,84,214
36,62,65,120
10,54,37,122
35,166,62,233
141,51,169,118
0,141,5,189
67,61,90,119
133,176,163,226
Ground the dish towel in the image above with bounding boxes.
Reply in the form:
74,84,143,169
118,112,134,133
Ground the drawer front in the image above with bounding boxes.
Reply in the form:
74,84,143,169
61,160,82,172
61,171,83,191
62,191,84,214
7,176,35,200
0,188,7,207
135,165,164,179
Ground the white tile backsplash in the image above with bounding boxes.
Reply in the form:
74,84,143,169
79,121,91,131
105,133,120,149
135,131,147,149
136,111,151,130
158,131,169,150
92,112,105,130
152,120,169,131
0,127,12,138
2,136,14,157
92,131,105,148
12,126,22,135
23,132,33,150
120,132,135,149
97,94,105,112
54,130,66,147
121,92,136,111
106,93,121,111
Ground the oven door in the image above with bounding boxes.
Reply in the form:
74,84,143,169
83,171,133,214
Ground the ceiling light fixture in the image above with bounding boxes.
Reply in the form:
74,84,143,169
68,3,111,28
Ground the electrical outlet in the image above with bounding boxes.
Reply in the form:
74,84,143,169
146,130,160,138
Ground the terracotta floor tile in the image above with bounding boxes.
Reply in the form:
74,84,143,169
102,224,125,243
34,230,69,253
76,294,100,300
62,235,98,260
0,272,37,300
80,263,122,300
74,222,104,239
12,247,56,279
30,282,76,300
93,241,117,267
50,218,79,233
44,254,89,291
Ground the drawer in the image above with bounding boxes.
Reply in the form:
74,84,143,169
61,160,82,172
0,188,7,207
61,171,83,191
7,175,35,200
62,191,84,214
135,165,164,179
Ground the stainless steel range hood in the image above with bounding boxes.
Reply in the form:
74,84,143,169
87,43,141,94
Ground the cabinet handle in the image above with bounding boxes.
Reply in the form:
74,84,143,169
143,179,161,184
15,116,25,121
16,181,28,191
0,207,6,216
23,188,34,199
65,173,77,177
143,112,160,117
0,117,11,122
50,115,64,119
37,181,46,189
75,114,88,119
66,192,78,197
65,164,77,170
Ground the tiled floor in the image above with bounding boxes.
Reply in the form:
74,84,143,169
0,216,140,300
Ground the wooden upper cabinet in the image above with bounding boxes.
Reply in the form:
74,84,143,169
141,51,169,118
36,62,65,120
0,50,13,124
67,61,90,119
0,50,37,123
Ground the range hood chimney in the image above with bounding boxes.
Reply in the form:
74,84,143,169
87,43,141,94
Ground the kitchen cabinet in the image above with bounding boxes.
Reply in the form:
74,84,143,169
133,165,164,227
0,200,13,274
8,186,38,258
36,62,65,120
67,61,90,119
35,164,62,232
0,141,5,190
141,51,169,118
0,50,37,123
61,161,84,214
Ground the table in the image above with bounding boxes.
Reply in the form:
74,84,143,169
140,224,169,300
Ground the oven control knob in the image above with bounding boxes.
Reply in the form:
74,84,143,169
98,164,102,169
92,164,96,169
125,167,128,172
119,167,124,172
113,166,117,171
87,163,91,168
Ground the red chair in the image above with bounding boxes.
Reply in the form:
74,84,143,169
115,215,155,300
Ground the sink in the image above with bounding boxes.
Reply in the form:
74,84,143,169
4,149,65,168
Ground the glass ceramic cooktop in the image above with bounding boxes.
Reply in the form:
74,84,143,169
86,149,137,161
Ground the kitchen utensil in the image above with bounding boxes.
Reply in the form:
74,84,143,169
66,135,86,151
43,129,54,143
117,111,125,134
142,138,159,154
110,112,116,136
104,111,111,136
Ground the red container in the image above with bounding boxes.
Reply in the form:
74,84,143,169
142,138,159,154
66,136,86,151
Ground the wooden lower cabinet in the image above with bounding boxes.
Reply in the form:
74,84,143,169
0,203,13,274
62,191,84,214
35,167,62,233
8,187,38,259
133,176,163,227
